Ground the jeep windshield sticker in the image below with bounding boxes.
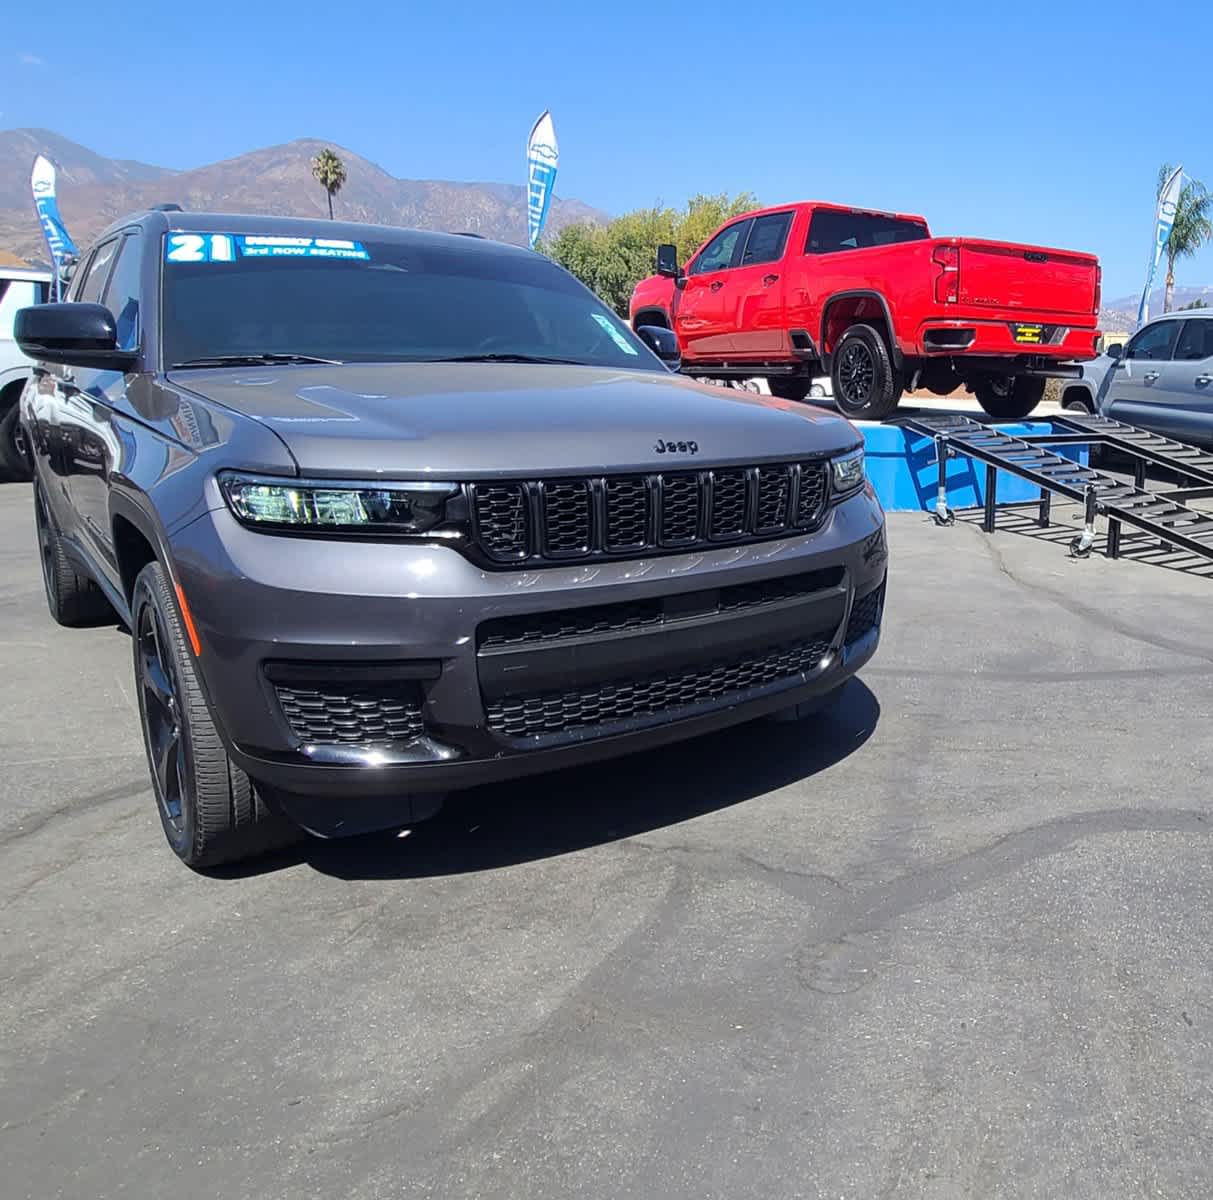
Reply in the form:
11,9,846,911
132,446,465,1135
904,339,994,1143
164,233,370,264
591,313,639,355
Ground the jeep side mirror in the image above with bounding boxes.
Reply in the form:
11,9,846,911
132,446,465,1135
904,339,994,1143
656,244,681,279
636,325,681,369
14,303,138,371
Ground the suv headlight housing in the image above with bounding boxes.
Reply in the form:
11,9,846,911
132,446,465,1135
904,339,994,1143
218,473,465,536
829,448,865,498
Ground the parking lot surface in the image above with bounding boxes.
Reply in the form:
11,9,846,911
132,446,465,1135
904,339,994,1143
3,480,1212,1199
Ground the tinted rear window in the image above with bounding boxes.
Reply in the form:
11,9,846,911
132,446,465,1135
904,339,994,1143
160,233,661,371
805,209,929,254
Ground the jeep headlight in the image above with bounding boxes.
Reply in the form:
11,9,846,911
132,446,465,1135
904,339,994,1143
830,448,865,497
219,473,463,535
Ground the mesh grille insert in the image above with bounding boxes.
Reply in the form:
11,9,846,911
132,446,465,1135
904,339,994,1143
485,635,832,739
473,484,530,559
276,683,425,745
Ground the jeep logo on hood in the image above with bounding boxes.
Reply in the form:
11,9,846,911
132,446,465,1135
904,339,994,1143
654,438,699,455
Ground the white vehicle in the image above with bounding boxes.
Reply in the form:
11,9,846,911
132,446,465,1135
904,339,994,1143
1,266,52,479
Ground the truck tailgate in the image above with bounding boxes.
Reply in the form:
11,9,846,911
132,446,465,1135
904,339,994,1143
955,239,1098,319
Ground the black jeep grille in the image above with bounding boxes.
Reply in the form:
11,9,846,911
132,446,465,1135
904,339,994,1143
469,460,831,565
485,634,832,739
275,683,425,745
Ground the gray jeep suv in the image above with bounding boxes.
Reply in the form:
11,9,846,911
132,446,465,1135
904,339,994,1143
16,211,886,869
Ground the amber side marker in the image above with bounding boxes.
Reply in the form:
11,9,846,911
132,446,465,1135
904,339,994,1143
174,583,203,657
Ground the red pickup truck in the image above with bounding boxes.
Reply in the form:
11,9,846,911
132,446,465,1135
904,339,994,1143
629,201,1101,420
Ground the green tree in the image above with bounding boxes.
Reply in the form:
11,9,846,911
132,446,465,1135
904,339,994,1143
1179,297,1209,310
546,192,758,316
1157,165,1213,312
311,148,347,220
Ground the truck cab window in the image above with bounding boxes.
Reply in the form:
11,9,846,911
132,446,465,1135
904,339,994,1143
690,221,750,275
806,209,929,254
741,213,793,267
1126,321,1179,361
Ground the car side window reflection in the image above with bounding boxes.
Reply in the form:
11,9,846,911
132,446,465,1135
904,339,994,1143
689,222,750,276
76,241,119,304
102,236,142,353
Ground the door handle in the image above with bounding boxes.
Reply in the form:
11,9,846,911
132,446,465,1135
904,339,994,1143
709,281,724,292
1196,374,1213,386
762,273,779,287
1143,371,1160,382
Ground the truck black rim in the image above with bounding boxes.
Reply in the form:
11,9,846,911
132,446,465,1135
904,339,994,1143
838,341,875,406
136,599,187,834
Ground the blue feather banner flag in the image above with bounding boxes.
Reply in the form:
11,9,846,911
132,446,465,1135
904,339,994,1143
526,111,559,250
31,155,78,301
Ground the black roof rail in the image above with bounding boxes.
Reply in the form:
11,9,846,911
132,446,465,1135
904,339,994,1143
149,203,183,212
451,231,484,238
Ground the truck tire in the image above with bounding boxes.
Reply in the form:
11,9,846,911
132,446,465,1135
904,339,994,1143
130,559,303,869
767,377,812,402
0,392,33,481
34,479,113,627
830,325,904,420
974,376,1046,420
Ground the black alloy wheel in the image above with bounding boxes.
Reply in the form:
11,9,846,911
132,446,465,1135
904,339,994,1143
136,591,189,840
837,340,875,407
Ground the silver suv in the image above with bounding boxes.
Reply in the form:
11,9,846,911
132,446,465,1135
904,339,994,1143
16,211,887,869
1073,309,1213,443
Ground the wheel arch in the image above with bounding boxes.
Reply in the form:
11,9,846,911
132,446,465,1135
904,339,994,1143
1060,381,1096,412
632,307,671,331
109,491,179,613
820,291,902,369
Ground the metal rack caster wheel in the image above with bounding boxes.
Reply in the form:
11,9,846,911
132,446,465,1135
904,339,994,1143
932,507,955,528
1069,535,1092,559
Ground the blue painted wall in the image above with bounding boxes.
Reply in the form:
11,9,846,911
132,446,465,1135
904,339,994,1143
857,421,1089,512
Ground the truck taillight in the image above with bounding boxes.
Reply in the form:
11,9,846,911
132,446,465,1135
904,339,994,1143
932,244,959,304
1094,265,1101,315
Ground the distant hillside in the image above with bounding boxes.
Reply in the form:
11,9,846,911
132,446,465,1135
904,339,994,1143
1101,284,1213,332
0,129,608,265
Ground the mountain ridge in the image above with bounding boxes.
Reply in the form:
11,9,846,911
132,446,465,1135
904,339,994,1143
0,129,607,265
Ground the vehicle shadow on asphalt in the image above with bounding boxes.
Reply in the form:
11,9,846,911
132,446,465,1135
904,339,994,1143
232,679,880,881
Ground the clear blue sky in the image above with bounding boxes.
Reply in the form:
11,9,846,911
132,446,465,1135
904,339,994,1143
5,0,1212,300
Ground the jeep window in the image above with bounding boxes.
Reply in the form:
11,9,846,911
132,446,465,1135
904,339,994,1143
161,236,662,371
103,236,142,353
689,221,751,275
805,209,929,254
75,240,119,303
740,213,793,267
1125,320,1179,361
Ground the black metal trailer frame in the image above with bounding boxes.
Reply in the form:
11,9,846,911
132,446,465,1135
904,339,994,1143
899,411,1213,564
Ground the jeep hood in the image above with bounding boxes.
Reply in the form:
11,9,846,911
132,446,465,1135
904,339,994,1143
170,363,859,478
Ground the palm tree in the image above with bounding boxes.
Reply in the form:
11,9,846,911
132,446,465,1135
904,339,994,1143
310,148,347,220
1157,164,1213,312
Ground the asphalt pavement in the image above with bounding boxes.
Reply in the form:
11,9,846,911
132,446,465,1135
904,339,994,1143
3,480,1213,1199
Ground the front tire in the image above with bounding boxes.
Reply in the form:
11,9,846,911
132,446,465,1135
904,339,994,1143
973,375,1046,420
131,560,302,869
830,325,904,420
0,399,33,480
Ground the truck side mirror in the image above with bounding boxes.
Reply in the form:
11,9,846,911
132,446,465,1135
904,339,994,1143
1106,342,1124,360
656,244,681,279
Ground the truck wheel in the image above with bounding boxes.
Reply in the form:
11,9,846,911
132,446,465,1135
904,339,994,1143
34,479,113,627
131,559,303,869
830,325,904,420
0,395,33,480
974,376,1046,420
767,377,811,402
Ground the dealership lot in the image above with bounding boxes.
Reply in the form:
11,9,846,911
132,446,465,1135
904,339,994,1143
3,481,1213,1198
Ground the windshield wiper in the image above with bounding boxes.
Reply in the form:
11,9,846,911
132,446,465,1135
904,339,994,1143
428,353,582,365
169,353,344,368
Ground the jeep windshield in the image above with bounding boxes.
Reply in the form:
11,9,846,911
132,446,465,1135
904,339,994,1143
161,232,663,372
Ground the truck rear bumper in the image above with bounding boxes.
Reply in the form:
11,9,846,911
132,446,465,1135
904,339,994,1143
913,319,1098,362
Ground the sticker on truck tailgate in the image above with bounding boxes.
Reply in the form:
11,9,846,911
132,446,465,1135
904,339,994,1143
1012,323,1043,344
